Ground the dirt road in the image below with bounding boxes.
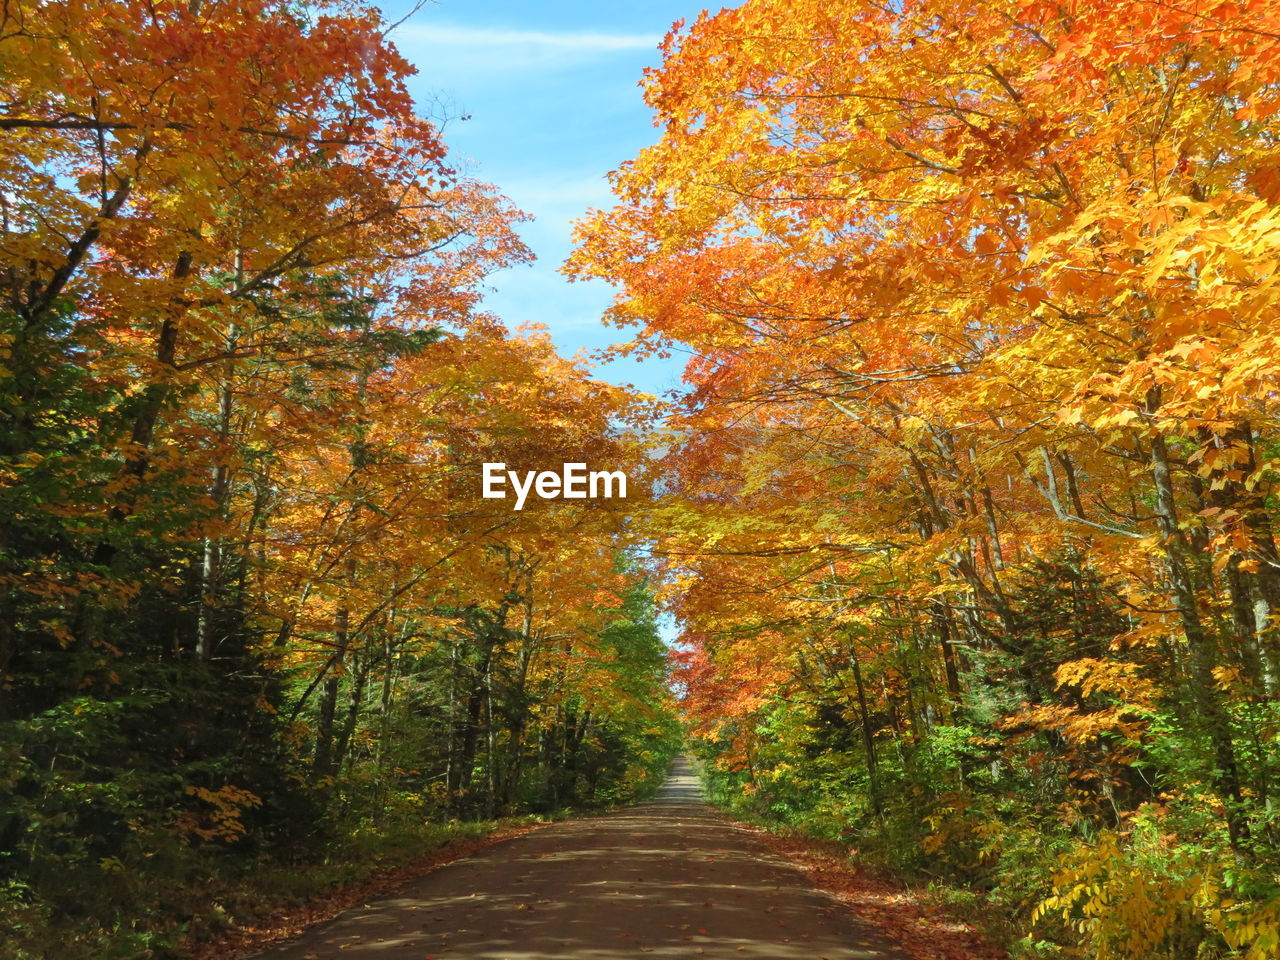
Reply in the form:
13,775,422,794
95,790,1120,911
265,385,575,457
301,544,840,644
251,757,906,959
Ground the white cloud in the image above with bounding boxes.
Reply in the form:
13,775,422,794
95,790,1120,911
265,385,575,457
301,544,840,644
397,24,658,53
499,176,616,215
391,22,661,84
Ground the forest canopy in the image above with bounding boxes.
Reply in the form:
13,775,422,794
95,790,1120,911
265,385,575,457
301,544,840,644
6,0,1280,958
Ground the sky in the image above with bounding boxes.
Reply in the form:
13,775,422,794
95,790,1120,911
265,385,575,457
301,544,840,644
376,0,700,398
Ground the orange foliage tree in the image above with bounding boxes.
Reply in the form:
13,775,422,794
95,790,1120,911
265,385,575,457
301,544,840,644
571,1,1280,956
1,3,676,953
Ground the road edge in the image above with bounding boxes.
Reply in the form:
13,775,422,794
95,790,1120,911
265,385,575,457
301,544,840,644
178,819,553,960
727,818,1010,960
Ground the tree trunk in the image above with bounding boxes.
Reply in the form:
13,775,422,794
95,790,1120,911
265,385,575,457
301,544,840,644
1146,394,1248,847
313,604,351,783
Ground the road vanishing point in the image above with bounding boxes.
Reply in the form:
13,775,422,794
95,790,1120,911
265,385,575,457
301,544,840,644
252,757,907,960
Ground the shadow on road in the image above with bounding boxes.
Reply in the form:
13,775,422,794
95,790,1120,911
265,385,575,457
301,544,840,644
252,756,904,959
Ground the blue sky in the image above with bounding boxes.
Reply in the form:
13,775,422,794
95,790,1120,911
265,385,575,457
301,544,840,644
377,0,698,397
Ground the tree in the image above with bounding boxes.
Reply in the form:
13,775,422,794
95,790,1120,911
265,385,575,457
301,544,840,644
571,1,1280,956
0,4,680,955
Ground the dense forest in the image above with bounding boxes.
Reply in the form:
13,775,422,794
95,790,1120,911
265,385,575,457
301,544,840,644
0,2,675,956
6,0,1280,959
570,0,1280,957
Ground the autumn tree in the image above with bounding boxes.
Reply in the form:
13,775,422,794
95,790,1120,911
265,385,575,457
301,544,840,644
572,1,1280,956
0,3,677,955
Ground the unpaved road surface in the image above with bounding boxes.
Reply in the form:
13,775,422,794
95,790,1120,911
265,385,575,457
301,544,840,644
252,757,906,959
